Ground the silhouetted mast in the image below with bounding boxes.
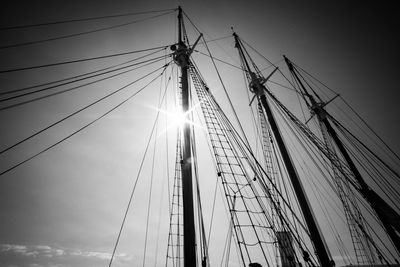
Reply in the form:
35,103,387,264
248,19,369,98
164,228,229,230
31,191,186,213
283,55,400,255
233,32,333,267
171,6,203,267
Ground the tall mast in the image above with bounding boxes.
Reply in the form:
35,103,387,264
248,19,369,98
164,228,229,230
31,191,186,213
233,32,333,267
283,55,400,255
174,6,197,267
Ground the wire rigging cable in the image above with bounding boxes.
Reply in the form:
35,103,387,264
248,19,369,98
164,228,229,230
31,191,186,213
0,54,171,110
0,47,167,98
0,62,170,176
142,81,164,267
152,71,173,266
292,61,400,165
0,59,170,155
265,86,397,262
0,45,169,74
0,10,175,50
108,108,159,267
194,50,244,70
109,65,173,267
0,9,176,31
191,63,319,265
108,76,169,266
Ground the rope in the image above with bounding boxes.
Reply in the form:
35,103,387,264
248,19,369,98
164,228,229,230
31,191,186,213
204,84,320,264
0,9,176,31
0,55,169,111
341,97,400,162
153,64,174,267
0,61,166,156
108,67,169,266
0,47,167,97
194,50,244,70
191,64,288,265
291,61,400,164
0,45,169,74
201,35,252,150
241,38,275,67
0,63,169,176
142,86,162,267
0,11,174,50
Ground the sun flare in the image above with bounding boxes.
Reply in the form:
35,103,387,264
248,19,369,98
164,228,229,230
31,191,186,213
169,110,188,128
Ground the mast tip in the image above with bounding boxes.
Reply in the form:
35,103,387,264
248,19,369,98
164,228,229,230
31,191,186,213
231,27,238,37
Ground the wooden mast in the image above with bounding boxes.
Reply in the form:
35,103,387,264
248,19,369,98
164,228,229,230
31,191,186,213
233,32,333,267
174,6,197,267
283,55,400,255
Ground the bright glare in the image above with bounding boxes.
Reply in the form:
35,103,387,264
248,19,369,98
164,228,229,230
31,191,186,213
149,101,205,138
169,110,188,128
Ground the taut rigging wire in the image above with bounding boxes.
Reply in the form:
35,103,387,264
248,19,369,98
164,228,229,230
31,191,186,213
200,35,253,150
0,59,170,155
293,61,400,164
268,87,397,262
336,122,400,207
153,68,174,266
240,39,275,68
142,77,166,267
194,50,244,70
108,64,171,267
0,9,176,31
214,92,312,237
267,80,299,93
330,115,400,181
182,11,254,152
0,62,170,176
191,100,223,250
0,55,170,111
1,53,170,104
0,11,174,50
0,45,169,74
192,51,299,96
183,10,241,68
222,37,320,253
194,68,318,264
0,47,167,97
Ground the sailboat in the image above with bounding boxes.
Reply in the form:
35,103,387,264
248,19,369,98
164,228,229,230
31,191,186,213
0,5,399,267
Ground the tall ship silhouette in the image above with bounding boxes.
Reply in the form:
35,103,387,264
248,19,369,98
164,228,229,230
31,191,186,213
0,6,399,267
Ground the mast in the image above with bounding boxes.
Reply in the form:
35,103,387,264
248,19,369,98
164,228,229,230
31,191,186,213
233,32,333,267
283,55,400,255
174,6,197,267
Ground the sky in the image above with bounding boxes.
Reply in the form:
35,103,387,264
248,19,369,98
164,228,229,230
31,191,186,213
0,1,399,267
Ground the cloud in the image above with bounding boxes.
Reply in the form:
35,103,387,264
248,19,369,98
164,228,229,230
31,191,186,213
0,244,133,267
1,244,29,256
1,244,26,252
70,249,132,263
0,244,64,258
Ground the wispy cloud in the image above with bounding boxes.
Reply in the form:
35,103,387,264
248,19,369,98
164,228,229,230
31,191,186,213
0,244,64,258
0,244,133,267
69,249,129,261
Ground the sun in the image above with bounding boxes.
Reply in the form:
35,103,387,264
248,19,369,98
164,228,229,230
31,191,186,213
148,101,205,138
169,110,189,128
